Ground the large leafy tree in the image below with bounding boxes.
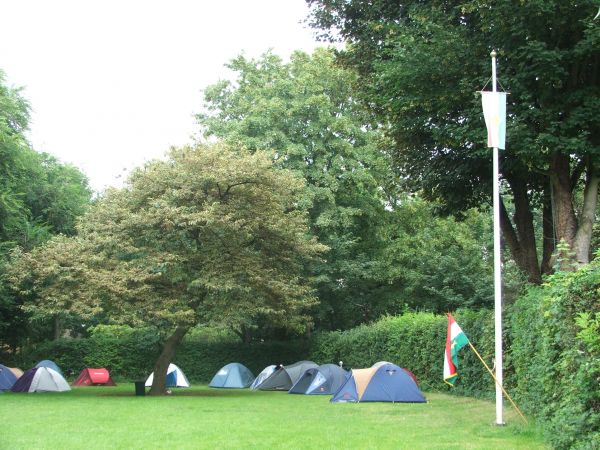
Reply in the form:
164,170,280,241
306,0,600,283
8,144,325,394
197,48,393,330
0,69,91,350
380,199,496,313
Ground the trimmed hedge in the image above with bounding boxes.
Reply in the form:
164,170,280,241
13,327,163,380
510,260,600,450
11,327,309,382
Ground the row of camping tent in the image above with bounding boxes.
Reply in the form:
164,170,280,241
0,359,190,392
0,360,117,393
209,360,426,403
2,358,426,403
1,360,72,393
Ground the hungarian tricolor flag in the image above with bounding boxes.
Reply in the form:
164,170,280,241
444,313,470,386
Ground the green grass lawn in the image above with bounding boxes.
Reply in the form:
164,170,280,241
1,385,546,449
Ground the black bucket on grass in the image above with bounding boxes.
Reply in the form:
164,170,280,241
134,381,146,396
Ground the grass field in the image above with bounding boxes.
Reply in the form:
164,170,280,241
1,385,547,449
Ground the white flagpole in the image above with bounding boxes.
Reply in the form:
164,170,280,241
491,49,504,426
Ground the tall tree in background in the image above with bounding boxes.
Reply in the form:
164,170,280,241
197,48,393,330
8,144,325,394
0,69,91,350
306,0,600,282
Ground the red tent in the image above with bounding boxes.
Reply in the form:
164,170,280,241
73,368,116,386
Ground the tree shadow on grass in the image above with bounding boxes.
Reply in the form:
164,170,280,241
95,388,267,398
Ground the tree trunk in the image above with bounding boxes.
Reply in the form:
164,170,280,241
541,185,555,276
232,325,253,344
499,198,522,267
499,193,541,284
508,177,541,284
53,315,62,340
149,326,190,396
550,154,578,256
574,171,599,265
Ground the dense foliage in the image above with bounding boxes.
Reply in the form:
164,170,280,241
198,48,392,332
511,253,600,449
197,49,501,328
306,0,600,281
0,69,91,349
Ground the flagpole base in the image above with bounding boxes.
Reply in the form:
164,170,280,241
494,421,506,427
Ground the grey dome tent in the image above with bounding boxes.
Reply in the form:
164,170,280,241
11,367,71,393
288,363,348,395
257,361,318,391
35,360,64,377
209,363,255,388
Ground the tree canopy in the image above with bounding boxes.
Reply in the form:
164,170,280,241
0,69,91,349
197,48,395,331
306,0,600,282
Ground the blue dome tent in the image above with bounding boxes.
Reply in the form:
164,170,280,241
209,363,255,388
35,360,64,377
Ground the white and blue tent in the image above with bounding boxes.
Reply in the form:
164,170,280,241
209,363,254,388
145,363,190,388
250,365,277,390
11,367,71,393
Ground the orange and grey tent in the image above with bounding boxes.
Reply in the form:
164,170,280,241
73,368,116,386
9,367,24,379
331,361,425,403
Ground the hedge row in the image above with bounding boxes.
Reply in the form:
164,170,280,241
510,260,600,450
9,327,310,382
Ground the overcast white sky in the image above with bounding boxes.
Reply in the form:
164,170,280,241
0,0,324,192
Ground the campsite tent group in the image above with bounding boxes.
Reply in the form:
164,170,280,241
3,357,426,403
209,360,426,403
1,360,118,393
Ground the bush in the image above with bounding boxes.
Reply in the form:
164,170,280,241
17,326,162,379
511,258,600,449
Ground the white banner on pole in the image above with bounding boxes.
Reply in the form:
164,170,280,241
481,91,507,149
